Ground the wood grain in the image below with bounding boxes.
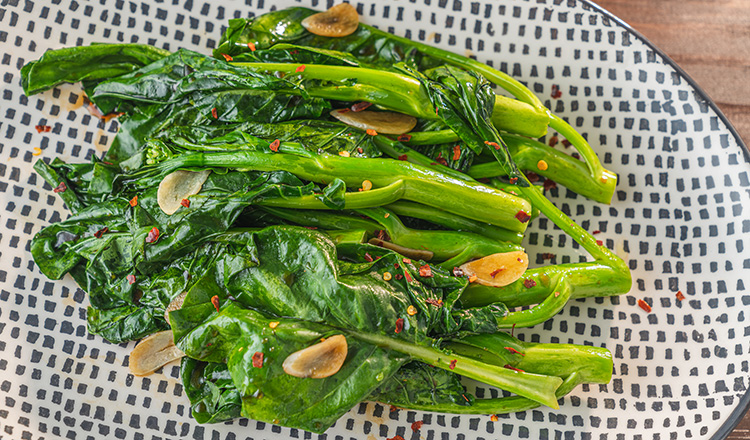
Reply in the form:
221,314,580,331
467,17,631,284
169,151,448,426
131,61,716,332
593,0,750,145
592,2,750,437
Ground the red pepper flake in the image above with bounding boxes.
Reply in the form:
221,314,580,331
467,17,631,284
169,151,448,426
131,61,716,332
449,359,457,370
523,279,537,288
504,347,525,356
394,318,404,334
511,323,516,337
211,295,220,312
394,274,403,280
221,53,233,62
289,49,299,55
364,253,374,262
637,299,652,313
394,263,400,269
562,139,572,148
181,199,190,208
452,145,461,161
402,258,412,264
548,135,558,147
211,107,218,119
543,179,557,191
515,210,531,223
509,177,519,184
366,128,378,136
504,364,525,373
252,351,264,368
425,298,443,307
93,227,108,238
350,101,372,112
295,64,306,73
592,230,601,235
376,229,389,241
596,239,603,246
551,84,562,99
452,267,463,277
397,154,408,161
357,147,364,154
436,156,448,166
303,226,318,230
490,415,499,422
337,108,351,114
35,125,52,133
418,264,433,278
490,268,504,278
145,227,160,244
129,195,138,207
397,134,412,142
411,421,424,432
247,42,257,51
269,139,280,152
484,140,501,150
389,406,400,413
126,274,136,285
387,435,405,440
676,291,685,301
53,182,67,193
404,271,413,283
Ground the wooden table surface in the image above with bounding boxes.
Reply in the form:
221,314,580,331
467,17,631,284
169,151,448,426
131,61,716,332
592,2,750,438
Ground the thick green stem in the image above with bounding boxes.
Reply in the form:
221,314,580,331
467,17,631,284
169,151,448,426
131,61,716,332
349,330,562,409
371,135,472,182
143,151,533,231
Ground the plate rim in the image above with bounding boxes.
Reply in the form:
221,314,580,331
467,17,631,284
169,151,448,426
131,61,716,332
582,1,750,438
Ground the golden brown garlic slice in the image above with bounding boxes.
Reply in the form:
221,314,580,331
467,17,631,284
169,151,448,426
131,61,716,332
330,109,417,135
459,251,529,287
282,334,348,379
301,3,359,37
157,169,211,215
163,291,188,322
129,330,184,376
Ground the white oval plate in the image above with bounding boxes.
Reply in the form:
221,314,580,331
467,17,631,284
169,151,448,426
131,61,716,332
0,1,748,439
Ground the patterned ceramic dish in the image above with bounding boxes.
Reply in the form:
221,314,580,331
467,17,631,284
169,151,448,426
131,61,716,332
1,1,748,439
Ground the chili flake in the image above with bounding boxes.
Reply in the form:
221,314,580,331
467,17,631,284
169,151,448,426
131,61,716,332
394,274,403,280
351,101,372,112
252,351,264,368
425,298,443,307
221,53,233,62
397,134,412,142
387,436,405,440
404,271,413,283
551,84,562,99
637,299,652,313
32,147,43,156
35,125,52,133
211,295,220,312
53,182,67,193
468,274,478,283
523,279,537,288
181,199,190,208
418,264,433,278
295,64,306,73
125,274,136,285
383,272,392,281
394,318,404,334
338,151,350,157
449,359,457,370
93,227,108,238
509,177,519,184
338,108,351,114
411,421,424,431
592,230,601,235
676,291,685,301
484,140,501,149
490,268,504,278
362,180,373,191
366,128,378,136
402,258,412,264
504,364,525,373
247,42,257,51
436,156,448,166
548,136,558,147
269,321,279,329
407,305,417,316
537,160,549,171
504,347,525,356
562,139,572,148
596,239,603,246
145,227,160,244
357,147,364,153
269,139,280,152
490,415,499,422
397,154,408,161
129,195,138,207
515,211,531,223
211,107,218,119
364,253,374,262
452,145,461,161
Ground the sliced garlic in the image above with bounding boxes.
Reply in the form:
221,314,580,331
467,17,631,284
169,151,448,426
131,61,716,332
163,291,188,322
459,251,529,288
157,169,211,215
330,109,417,135
282,334,348,379
301,3,359,37
129,330,184,376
